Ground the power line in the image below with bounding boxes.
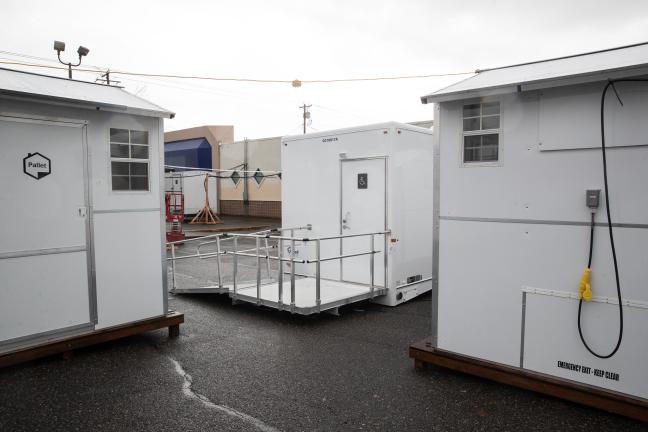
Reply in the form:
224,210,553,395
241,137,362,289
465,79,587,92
164,164,280,175
0,58,474,85
0,51,107,71
300,104,312,134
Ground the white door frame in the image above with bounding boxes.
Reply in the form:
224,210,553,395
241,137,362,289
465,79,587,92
0,113,97,349
339,155,388,284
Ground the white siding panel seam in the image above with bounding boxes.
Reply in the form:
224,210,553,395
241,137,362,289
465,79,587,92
522,286,648,309
93,208,160,214
0,246,86,259
440,216,648,229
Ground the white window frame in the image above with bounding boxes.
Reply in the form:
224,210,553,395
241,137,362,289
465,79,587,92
109,128,151,192
461,101,502,167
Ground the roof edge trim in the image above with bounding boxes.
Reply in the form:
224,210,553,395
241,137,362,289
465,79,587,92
421,64,648,103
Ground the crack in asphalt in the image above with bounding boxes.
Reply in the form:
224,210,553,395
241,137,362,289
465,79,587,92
168,357,281,432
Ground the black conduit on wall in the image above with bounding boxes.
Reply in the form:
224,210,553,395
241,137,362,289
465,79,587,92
577,78,648,359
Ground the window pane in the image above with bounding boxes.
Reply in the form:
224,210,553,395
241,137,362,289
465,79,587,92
463,118,480,131
464,146,480,162
482,102,500,115
130,162,148,176
131,145,149,159
110,128,129,143
111,161,130,175
463,104,480,118
482,115,500,130
463,135,481,163
482,102,499,115
482,134,499,147
110,144,129,158
464,135,481,148
130,130,149,145
463,134,499,163
130,176,149,191
482,146,499,161
112,176,129,190
482,134,499,161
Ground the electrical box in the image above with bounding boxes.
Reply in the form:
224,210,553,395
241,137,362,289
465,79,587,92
586,189,601,209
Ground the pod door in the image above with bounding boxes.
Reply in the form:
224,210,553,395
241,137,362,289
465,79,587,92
340,157,386,286
0,115,95,349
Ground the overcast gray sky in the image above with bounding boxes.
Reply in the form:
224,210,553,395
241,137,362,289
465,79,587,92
3,0,648,140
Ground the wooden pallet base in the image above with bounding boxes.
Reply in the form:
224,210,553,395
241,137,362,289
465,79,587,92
410,337,648,422
0,311,184,368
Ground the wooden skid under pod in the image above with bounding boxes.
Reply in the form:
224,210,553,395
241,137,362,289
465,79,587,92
409,337,648,422
0,312,184,368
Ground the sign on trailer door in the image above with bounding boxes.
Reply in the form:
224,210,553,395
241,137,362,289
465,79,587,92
0,116,94,346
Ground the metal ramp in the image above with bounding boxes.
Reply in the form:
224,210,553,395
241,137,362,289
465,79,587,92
233,278,388,314
167,226,390,314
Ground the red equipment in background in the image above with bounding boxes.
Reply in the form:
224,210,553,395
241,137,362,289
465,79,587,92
165,192,186,242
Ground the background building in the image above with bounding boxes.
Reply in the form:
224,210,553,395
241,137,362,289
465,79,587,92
164,125,234,171
219,136,281,218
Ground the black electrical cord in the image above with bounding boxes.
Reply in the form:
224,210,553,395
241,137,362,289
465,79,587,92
577,211,609,357
587,212,595,268
574,79,648,358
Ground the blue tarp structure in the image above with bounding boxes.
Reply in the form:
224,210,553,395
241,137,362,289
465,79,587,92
165,138,212,169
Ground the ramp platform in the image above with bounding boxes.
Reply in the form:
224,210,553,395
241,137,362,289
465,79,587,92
233,277,387,314
167,227,391,315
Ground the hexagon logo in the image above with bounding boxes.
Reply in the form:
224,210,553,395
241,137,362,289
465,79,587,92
23,152,51,180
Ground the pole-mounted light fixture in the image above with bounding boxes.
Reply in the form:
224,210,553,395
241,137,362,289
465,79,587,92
53,40,89,79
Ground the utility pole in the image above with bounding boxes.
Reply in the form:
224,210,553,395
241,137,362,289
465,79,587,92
243,138,249,216
96,70,120,86
300,104,312,134
101,70,111,85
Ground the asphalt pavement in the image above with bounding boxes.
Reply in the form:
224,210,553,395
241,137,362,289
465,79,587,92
0,236,644,431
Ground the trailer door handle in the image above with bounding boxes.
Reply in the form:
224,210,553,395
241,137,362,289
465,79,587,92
342,211,350,229
77,206,88,218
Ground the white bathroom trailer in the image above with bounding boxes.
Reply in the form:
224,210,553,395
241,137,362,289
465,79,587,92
412,43,648,419
0,68,182,365
167,122,433,313
277,122,434,308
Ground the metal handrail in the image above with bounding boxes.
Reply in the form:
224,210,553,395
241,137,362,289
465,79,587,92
166,226,389,312
166,226,310,291
306,250,381,263
316,231,391,241
167,224,311,246
224,229,389,311
214,229,389,242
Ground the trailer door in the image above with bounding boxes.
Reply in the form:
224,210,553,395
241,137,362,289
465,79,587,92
0,116,94,348
340,157,386,286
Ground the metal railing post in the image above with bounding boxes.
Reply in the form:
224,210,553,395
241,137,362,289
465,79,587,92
216,236,223,289
316,239,321,311
256,236,261,304
233,237,238,297
290,238,296,312
264,237,272,280
370,234,375,298
278,237,284,307
384,232,388,290
170,243,177,292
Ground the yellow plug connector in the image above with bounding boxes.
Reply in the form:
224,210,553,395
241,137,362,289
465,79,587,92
579,268,593,301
